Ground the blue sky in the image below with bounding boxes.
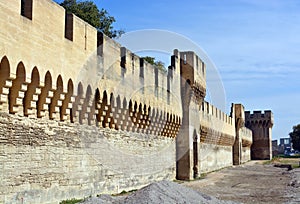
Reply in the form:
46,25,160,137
56,0,300,141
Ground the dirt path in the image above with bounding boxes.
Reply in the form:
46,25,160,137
183,161,298,204
81,161,300,204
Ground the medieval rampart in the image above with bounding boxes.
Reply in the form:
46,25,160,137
0,0,182,121
0,0,181,202
0,0,273,203
199,101,235,173
0,0,97,88
240,127,253,163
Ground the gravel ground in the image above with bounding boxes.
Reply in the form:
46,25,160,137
81,161,300,204
184,161,300,204
287,167,300,204
81,180,237,204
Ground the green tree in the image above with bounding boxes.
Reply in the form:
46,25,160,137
59,0,124,38
143,56,155,65
143,56,166,72
289,124,300,151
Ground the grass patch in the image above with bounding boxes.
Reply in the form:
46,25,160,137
277,154,300,158
263,157,280,165
59,198,83,204
198,173,207,179
112,189,137,196
186,173,208,181
173,179,184,184
264,156,300,169
181,167,229,182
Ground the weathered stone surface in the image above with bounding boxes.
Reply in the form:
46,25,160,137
0,0,275,203
199,143,233,173
0,113,175,204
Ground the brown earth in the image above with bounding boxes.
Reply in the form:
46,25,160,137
183,160,300,204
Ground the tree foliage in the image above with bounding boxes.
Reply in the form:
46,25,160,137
143,56,166,72
289,124,300,151
59,0,124,38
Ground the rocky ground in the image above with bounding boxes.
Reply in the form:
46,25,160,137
81,160,300,204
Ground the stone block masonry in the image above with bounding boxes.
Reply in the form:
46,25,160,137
198,102,236,173
0,112,176,203
0,0,274,202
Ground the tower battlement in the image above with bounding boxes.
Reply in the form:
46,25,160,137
179,50,206,102
201,101,233,125
245,110,274,127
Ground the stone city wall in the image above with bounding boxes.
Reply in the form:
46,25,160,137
0,1,180,203
240,127,253,163
0,0,97,88
0,112,176,204
0,0,182,119
199,101,235,173
0,0,273,203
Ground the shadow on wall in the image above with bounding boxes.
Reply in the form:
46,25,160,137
0,56,181,138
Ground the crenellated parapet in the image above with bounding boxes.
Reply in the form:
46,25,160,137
97,35,182,117
201,101,233,125
200,101,235,146
245,110,274,128
0,0,99,90
0,55,182,138
0,0,185,138
179,51,206,106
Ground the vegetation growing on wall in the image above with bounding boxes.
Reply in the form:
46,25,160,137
59,198,83,204
143,56,166,72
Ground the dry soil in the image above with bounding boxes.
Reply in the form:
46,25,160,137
183,160,300,204
82,160,300,204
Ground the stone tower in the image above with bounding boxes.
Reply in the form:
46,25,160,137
245,111,274,160
176,50,206,180
232,104,245,165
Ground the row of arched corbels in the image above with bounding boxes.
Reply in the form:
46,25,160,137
239,127,253,147
200,125,235,146
245,119,273,129
181,79,206,107
0,56,181,138
242,139,252,147
192,80,206,104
